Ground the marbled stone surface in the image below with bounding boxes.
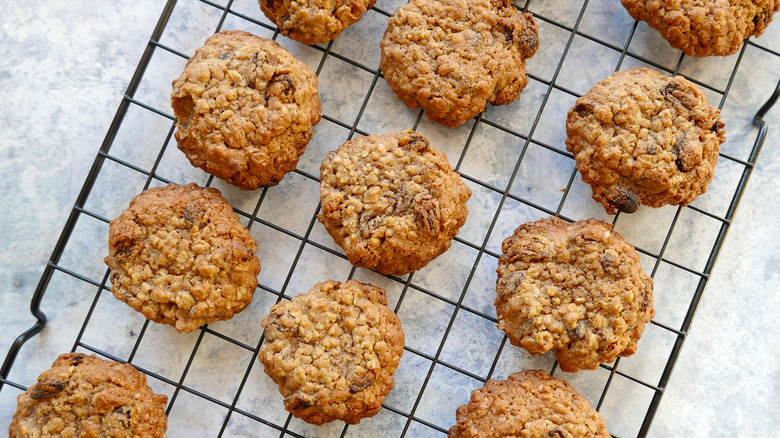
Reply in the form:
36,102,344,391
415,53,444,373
0,0,778,436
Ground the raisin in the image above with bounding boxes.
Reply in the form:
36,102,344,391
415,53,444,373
662,81,694,110
499,22,514,44
184,207,206,228
349,380,375,393
30,380,66,399
519,26,538,54
413,193,441,234
570,326,584,341
601,253,618,271
549,427,573,438
573,102,594,118
285,396,312,410
400,133,429,152
674,133,694,172
349,370,375,393
608,186,640,214
70,354,85,367
116,238,137,256
112,407,132,428
268,73,296,103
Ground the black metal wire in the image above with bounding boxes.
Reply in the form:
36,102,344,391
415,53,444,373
2,0,779,436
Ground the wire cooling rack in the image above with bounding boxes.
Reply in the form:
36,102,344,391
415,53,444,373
2,0,779,436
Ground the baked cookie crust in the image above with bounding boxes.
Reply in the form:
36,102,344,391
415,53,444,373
259,279,405,425
105,183,261,333
495,217,655,372
621,0,779,57
380,0,538,127
259,0,377,45
566,68,725,215
10,353,168,438
172,30,322,190
318,130,471,275
449,370,610,437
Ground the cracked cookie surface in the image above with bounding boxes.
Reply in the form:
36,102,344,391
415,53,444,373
319,130,471,275
172,30,322,190
380,0,538,127
566,68,725,215
259,0,377,45
105,183,261,333
259,279,405,425
495,217,654,372
621,0,779,57
450,370,610,437
10,353,168,438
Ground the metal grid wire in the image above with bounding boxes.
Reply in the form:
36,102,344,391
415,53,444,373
2,0,779,436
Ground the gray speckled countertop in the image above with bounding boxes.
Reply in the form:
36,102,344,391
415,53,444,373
1,1,779,437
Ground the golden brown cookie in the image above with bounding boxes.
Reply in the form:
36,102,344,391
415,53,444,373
9,353,168,438
566,68,725,215
258,279,405,425
449,370,610,437
172,30,322,190
495,217,655,372
318,130,471,276
621,0,779,57
380,0,539,127
259,0,377,45
105,183,261,333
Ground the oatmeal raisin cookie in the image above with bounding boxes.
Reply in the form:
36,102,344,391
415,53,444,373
10,353,168,438
105,183,261,332
566,68,725,214
380,0,538,127
495,217,655,372
450,370,610,437
319,130,471,275
259,279,404,425
172,30,322,189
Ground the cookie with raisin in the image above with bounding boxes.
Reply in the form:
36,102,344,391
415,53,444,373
172,30,322,190
259,279,404,425
495,217,654,372
105,183,261,332
566,68,725,214
319,130,471,275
